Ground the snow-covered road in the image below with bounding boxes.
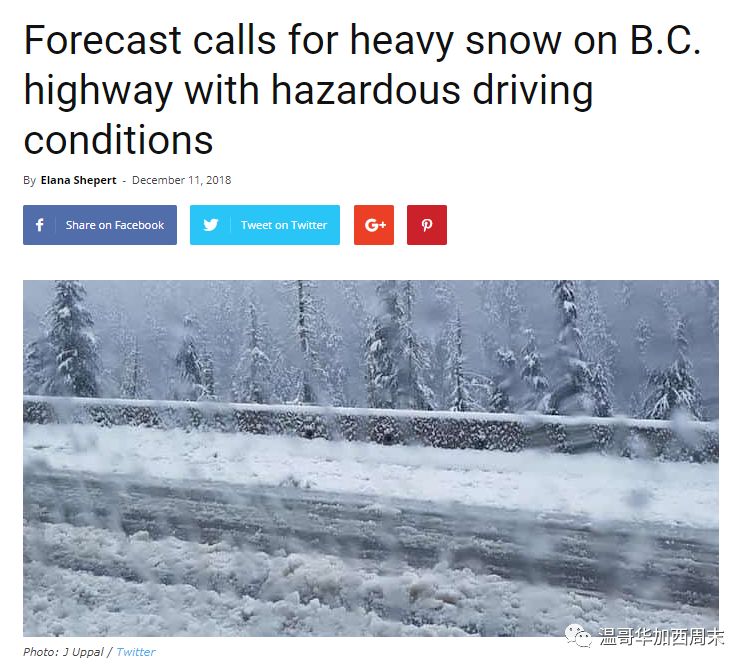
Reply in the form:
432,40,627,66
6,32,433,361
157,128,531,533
24,423,718,528
23,424,719,636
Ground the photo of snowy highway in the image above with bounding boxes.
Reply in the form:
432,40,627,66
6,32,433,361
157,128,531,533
23,280,719,636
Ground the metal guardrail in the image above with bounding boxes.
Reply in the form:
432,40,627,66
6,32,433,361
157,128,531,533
23,395,719,462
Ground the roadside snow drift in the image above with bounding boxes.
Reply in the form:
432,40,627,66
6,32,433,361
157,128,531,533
24,423,717,529
24,521,717,637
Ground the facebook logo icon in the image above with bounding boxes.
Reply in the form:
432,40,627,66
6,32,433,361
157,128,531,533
24,208,57,243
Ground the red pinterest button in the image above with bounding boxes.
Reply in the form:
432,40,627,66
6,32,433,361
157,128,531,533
407,205,447,245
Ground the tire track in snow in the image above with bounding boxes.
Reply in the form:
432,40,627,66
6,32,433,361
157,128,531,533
24,467,718,611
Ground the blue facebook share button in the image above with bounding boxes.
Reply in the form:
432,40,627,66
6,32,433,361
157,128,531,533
23,205,177,245
190,205,340,245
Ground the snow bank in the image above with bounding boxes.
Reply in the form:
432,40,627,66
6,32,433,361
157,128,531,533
24,521,717,637
24,423,718,529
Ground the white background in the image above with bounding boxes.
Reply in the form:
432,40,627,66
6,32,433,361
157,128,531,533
2,0,745,666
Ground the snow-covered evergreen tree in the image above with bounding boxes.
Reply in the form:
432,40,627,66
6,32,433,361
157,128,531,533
476,282,502,370
474,282,523,412
174,315,208,400
635,317,653,363
119,336,150,399
587,362,612,417
292,280,317,404
23,337,54,395
205,282,242,399
429,281,456,409
366,281,403,409
339,280,370,334
580,284,616,416
618,280,633,309
365,281,434,410
232,301,273,404
660,287,680,330
519,328,548,410
433,281,455,318
314,317,347,405
446,311,477,412
501,281,524,350
398,281,434,410
486,348,517,413
629,318,653,416
44,280,100,397
705,280,718,343
546,280,587,414
285,281,345,405
338,280,371,406
643,319,702,420
200,351,216,400
140,280,190,399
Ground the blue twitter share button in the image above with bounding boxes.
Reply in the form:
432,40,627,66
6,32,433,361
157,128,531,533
190,205,340,245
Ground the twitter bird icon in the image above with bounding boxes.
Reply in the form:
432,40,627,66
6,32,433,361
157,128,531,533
203,218,219,232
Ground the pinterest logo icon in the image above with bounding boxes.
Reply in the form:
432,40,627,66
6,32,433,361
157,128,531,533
407,205,447,245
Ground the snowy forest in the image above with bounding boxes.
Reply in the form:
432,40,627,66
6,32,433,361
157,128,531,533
23,280,719,421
